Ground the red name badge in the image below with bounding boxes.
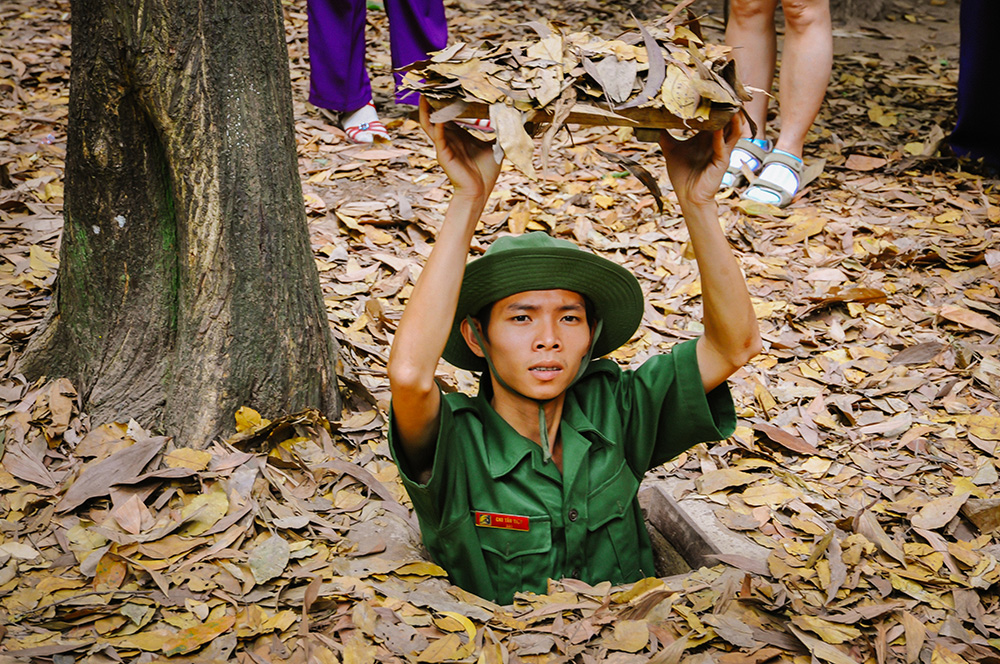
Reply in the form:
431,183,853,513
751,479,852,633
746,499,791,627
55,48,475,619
474,511,530,531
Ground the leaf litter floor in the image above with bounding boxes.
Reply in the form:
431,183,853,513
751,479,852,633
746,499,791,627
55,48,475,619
3,1,1000,663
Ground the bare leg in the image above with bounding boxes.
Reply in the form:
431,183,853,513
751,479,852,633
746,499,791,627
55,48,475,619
773,0,832,158
725,0,780,140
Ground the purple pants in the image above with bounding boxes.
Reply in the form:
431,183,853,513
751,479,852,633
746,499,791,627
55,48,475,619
949,0,999,169
307,0,447,112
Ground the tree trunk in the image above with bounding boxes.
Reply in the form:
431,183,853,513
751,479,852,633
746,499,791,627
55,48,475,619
831,0,887,23
20,0,341,445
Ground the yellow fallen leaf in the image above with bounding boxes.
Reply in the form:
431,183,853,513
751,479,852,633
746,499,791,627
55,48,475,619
435,611,477,659
261,609,297,633
752,299,788,318
236,604,270,638
741,483,802,507
791,615,861,644
109,628,175,652
44,182,63,200
179,484,229,536
593,194,615,209
161,607,236,656
605,620,649,652
868,104,897,127
934,209,962,223
394,561,448,577
185,598,210,622
612,576,663,603
966,414,1000,441
789,625,860,664
417,633,465,663
773,214,827,245
28,245,58,275
66,523,108,562
235,406,270,433
889,573,951,610
696,469,756,495
931,644,970,664
164,447,213,471
342,630,377,664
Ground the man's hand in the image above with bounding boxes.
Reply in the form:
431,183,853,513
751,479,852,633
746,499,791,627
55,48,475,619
419,98,502,203
658,115,743,209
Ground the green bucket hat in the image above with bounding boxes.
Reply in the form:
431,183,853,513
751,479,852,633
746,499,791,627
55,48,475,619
442,232,644,372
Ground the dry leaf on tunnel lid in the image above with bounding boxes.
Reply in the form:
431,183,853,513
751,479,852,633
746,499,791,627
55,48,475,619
618,18,666,110
660,64,701,119
592,56,637,104
490,102,536,178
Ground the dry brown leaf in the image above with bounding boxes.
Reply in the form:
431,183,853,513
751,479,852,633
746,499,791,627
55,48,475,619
910,492,970,530
56,436,167,512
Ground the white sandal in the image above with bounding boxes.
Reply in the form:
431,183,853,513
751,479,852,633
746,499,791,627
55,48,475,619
742,149,804,208
342,102,389,144
722,138,770,188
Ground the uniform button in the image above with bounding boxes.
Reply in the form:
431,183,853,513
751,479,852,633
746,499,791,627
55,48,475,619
568,509,579,522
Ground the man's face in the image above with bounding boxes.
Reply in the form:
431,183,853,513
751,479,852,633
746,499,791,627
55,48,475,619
468,289,594,403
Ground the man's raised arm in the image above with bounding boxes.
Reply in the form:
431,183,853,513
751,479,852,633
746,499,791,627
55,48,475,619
387,100,502,474
658,118,763,392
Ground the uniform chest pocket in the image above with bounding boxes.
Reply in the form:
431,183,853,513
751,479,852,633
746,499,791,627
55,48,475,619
585,460,643,582
587,460,639,530
475,513,553,602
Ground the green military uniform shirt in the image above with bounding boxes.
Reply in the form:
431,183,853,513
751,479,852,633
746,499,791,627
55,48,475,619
389,338,736,605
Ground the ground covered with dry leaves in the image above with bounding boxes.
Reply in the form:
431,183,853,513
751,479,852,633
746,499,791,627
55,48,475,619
2,0,1000,663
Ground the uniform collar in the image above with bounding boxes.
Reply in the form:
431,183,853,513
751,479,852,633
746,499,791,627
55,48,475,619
474,377,612,479
561,386,614,448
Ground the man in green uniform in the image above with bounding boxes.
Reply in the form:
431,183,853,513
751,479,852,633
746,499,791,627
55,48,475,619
387,100,762,605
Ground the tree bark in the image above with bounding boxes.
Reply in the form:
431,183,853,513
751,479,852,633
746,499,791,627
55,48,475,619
20,0,340,445
831,0,887,23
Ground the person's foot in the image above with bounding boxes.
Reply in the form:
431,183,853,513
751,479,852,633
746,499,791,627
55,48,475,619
721,138,770,188
742,149,804,208
342,102,389,144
